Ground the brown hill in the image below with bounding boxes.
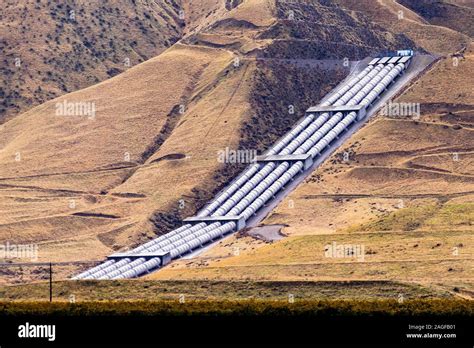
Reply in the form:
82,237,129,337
398,0,474,37
0,0,419,285
0,0,183,123
145,1,474,297
333,0,471,55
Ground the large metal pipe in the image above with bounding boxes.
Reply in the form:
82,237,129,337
197,64,375,217
107,64,400,279
96,65,389,279
94,63,404,279
77,60,406,280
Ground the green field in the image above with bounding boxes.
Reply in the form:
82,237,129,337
1,298,472,317
0,279,453,302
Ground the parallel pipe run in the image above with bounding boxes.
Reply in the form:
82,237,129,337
74,63,376,280
84,64,381,279
77,63,402,280
211,65,384,217
213,65,390,218
228,65,400,221
197,65,375,218
74,59,406,280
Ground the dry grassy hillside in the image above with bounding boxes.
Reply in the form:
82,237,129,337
0,0,419,286
0,0,183,123
0,43,238,259
398,0,474,37
146,2,474,299
334,0,471,55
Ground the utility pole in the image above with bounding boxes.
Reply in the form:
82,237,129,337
49,262,52,302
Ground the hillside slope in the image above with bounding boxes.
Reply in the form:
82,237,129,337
398,0,474,37
0,0,183,123
146,1,474,298
333,0,471,55
0,0,416,284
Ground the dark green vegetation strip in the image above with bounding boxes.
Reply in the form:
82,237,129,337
0,280,451,301
0,299,472,317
